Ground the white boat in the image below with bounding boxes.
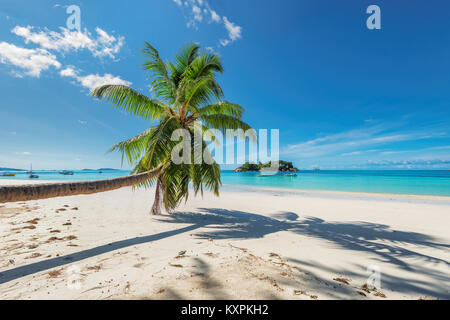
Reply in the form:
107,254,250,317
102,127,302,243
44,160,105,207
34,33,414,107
29,164,39,179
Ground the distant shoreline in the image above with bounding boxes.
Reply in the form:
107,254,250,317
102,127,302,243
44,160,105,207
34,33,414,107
221,183,450,203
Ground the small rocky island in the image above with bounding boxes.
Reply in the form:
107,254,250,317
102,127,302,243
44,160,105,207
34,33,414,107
234,160,299,172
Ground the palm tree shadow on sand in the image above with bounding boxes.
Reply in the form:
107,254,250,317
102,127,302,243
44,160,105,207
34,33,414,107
1,208,449,298
159,208,449,269
155,208,450,298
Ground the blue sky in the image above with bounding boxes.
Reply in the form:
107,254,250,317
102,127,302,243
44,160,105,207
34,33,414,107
0,0,449,170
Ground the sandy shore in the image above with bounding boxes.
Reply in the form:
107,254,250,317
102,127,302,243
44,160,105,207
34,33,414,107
0,179,449,300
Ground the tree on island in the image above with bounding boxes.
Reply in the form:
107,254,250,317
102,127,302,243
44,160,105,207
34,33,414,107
234,160,298,172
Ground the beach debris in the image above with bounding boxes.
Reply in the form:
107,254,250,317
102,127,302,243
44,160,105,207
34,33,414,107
48,236,64,241
25,218,40,225
293,289,307,296
361,283,371,293
418,296,437,300
133,263,145,269
71,207,79,210
169,263,183,268
48,270,62,278
62,222,72,226
27,244,39,249
357,291,367,297
269,252,281,258
155,288,165,294
25,252,42,259
280,272,288,277
360,283,386,298
229,244,247,253
203,252,218,258
333,277,351,285
123,282,131,294
373,291,386,298
86,265,102,272
178,250,186,256
50,230,61,233
310,295,318,300
12,224,36,231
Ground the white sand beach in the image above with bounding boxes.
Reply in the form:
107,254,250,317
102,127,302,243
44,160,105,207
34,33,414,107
0,179,449,300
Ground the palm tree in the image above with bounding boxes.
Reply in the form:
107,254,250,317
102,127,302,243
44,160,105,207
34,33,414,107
92,42,252,214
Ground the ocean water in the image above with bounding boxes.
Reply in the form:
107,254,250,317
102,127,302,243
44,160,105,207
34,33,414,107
0,170,131,182
1,169,450,197
221,170,450,196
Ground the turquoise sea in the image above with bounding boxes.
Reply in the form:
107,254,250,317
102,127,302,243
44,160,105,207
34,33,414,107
1,169,450,197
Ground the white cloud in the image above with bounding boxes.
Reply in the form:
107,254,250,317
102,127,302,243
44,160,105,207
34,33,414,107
283,123,448,159
78,120,88,125
341,151,362,156
60,66,78,77
219,17,242,47
219,39,230,47
15,151,31,155
12,26,124,59
0,42,61,77
192,5,203,22
60,67,131,91
173,0,242,47
78,73,131,91
210,10,220,23
223,17,242,41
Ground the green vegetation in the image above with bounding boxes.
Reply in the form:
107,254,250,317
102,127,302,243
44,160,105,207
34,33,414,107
234,160,298,172
92,42,252,214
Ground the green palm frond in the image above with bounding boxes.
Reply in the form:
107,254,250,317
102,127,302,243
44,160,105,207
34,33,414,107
198,101,243,119
186,76,223,107
201,114,254,136
92,85,168,121
184,51,223,81
169,43,200,87
144,116,181,169
109,127,154,165
142,42,176,103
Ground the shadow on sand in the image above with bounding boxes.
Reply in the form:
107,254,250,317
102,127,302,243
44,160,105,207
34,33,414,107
1,208,449,298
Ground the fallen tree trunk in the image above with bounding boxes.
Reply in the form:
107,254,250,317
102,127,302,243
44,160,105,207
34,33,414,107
0,169,159,203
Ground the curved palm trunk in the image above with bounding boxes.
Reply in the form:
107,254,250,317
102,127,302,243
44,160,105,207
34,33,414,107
151,177,164,215
0,168,160,203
